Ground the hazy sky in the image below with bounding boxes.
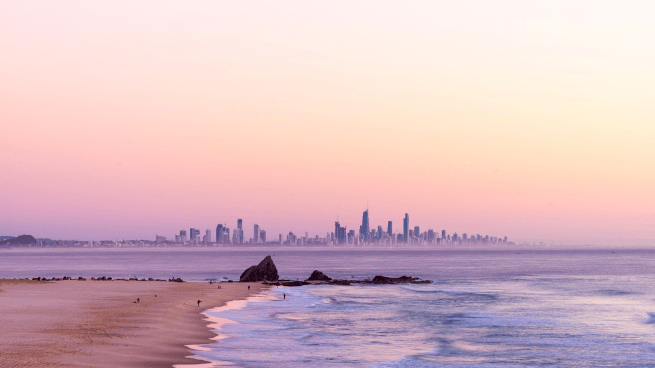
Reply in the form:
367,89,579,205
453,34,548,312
2,1,654,243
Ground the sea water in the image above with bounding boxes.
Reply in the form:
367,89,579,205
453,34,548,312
2,247,655,366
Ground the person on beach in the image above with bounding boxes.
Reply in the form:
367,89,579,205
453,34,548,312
283,293,286,300
197,300,202,307
248,285,250,290
137,298,139,303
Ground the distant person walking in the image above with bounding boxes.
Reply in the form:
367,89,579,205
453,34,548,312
248,285,250,290
283,293,286,300
197,300,202,307
137,298,140,303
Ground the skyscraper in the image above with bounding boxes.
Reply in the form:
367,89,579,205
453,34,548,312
387,221,392,236
414,226,420,239
403,213,409,243
237,219,243,244
216,224,223,243
254,224,260,244
190,228,196,240
442,230,446,240
205,229,211,244
361,209,370,243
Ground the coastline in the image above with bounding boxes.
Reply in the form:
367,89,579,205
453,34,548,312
0,279,269,367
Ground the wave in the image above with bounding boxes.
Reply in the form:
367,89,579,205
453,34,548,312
401,286,477,294
641,313,655,324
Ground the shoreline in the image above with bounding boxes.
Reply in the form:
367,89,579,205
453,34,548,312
0,279,269,367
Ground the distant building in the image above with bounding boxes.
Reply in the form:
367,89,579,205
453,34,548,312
180,230,187,243
414,226,420,239
361,210,370,243
442,230,446,240
190,228,196,240
216,224,223,243
155,235,166,244
387,221,392,236
260,230,266,243
254,224,260,244
403,213,409,243
205,229,211,244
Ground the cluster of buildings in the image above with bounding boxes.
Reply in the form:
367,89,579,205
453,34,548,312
161,209,510,247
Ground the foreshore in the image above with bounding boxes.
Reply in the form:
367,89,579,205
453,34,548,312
0,278,268,367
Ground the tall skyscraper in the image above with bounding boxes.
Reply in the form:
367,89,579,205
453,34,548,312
260,230,266,243
205,229,211,244
254,224,260,244
377,225,383,239
403,213,409,243
237,219,243,244
361,210,370,243
190,228,196,240
414,226,420,238
442,230,446,239
387,221,392,236
216,224,223,243
180,230,187,243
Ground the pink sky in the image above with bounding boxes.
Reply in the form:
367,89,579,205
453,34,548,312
1,1,654,243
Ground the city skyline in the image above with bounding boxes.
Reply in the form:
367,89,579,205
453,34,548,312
2,1,654,244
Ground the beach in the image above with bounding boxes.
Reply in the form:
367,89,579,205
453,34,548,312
0,278,267,367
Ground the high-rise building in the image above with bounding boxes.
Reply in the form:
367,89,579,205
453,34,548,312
414,226,420,239
260,230,266,243
377,225,383,239
335,221,340,243
190,228,196,240
387,221,392,236
442,230,446,240
254,224,260,244
361,210,370,243
206,229,211,244
180,230,187,243
403,213,409,243
216,224,223,243
236,219,243,244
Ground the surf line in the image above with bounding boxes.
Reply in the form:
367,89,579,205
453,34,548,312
174,289,279,368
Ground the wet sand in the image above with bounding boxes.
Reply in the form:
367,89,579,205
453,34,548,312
0,279,268,367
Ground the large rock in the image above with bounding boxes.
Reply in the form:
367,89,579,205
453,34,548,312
240,255,279,282
307,270,332,282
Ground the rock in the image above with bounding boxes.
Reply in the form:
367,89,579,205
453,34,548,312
169,277,184,282
329,279,352,286
307,270,331,282
370,276,419,284
281,281,310,287
239,255,279,282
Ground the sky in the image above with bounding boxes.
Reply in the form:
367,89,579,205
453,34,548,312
1,1,654,243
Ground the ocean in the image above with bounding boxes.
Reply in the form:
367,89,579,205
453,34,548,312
2,247,655,367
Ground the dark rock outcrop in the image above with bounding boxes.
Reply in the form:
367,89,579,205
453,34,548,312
281,281,310,287
370,276,419,284
307,270,332,282
240,255,279,282
329,279,352,286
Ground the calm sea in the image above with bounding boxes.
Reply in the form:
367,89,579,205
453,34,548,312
2,247,655,367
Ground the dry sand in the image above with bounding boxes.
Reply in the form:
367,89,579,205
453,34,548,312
0,279,268,367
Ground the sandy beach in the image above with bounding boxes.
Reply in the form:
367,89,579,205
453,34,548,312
0,278,268,367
